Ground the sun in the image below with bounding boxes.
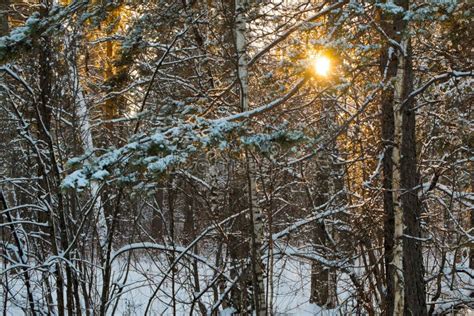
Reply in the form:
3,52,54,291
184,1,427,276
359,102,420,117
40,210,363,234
312,55,331,76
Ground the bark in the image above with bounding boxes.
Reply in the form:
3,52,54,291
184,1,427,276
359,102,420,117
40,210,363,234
391,32,407,316
471,203,474,270
380,1,427,314
183,190,207,315
0,0,8,35
470,159,474,271
227,178,251,312
400,40,427,316
68,33,111,315
380,2,399,314
36,26,72,315
310,222,334,307
168,177,177,316
235,0,266,313
309,150,337,308
381,116,396,315
69,44,109,253
308,89,344,307
0,0,11,200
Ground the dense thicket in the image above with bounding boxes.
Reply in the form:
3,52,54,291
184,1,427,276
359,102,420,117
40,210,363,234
0,0,472,315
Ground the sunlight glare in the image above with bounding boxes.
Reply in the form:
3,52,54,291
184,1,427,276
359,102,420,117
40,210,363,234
312,55,331,76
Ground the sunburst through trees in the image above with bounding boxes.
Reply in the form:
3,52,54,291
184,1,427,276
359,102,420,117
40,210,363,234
0,0,472,315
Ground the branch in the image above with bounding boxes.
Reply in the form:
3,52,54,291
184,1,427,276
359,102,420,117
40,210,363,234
0,191,37,315
215,78,306,122
0,0,88,64
248,0,348,66
406,70,473,107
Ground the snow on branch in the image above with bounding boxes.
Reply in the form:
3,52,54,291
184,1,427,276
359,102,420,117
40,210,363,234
248,0,348,67
62,113,307,190
405,70,473,107
215,78,307,122
0,0,88,64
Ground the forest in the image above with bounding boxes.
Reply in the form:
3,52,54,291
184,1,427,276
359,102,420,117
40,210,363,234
0,0,472,315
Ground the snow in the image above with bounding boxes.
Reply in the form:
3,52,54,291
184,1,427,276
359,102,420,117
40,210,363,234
0,1,89,61
61,169,88,189
147,154,186,173
91,169,110,180
1,1,472,315
84,255,343,315
376,2,405,15
220,307,237,315
150,133,165,144
61,114,308,189
25,12,41,26
66,156,84,167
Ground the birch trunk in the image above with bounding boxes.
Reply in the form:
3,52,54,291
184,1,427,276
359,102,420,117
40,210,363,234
76,80,109,253
379,1,409,314
470,165,474,270
391,40,406,315
235,0,266,314
389,1,427,313
68,41,109,253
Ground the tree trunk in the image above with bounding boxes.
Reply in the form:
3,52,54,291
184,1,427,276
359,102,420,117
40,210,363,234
380,20,398,316
380,1,427,314
380,2,399,314
391,30,407,316
469,157,474,272
399,39,427,316
309,149,337,308
471,200,474,271
0,0,8,35
310,221,333,307
68,42,109,254
235,0,266,314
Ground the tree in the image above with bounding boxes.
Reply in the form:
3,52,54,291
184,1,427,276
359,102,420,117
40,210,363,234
0,0,472,314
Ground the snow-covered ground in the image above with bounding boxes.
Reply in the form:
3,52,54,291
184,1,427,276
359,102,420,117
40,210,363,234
2,253,343,315
110,255,341,315
2,250,473,315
